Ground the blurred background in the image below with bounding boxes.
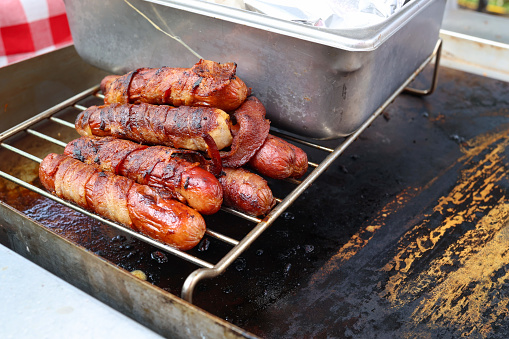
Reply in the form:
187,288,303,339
457,0,509,15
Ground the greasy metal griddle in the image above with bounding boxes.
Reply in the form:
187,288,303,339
253,66,509,338
3,40,509,338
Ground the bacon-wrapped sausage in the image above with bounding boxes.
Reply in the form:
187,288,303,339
39,153,206,251
101,59,248,112
64,136,223,215
221,97,308,177
219,167,276,216
249,135,308,179
75,96,307,179
64,136,275,216
75,102,232,153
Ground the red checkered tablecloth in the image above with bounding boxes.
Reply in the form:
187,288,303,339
0,0,73,66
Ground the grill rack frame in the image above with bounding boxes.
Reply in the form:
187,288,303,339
0,39,441,303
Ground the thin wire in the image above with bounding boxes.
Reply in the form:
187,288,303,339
123,0,203,60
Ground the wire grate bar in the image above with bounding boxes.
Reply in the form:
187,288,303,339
74,104,87,111
1,143,43,163
285,178,302,185
205,229,239,246
27,129,68,148
49,116,77,129
269,130,335,153
220,206,262,223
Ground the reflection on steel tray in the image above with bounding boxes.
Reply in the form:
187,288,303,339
65,0,446,139
0,40,441,303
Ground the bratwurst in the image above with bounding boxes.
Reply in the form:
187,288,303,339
39,153,206,251
64,136,223,215
101,59,248,112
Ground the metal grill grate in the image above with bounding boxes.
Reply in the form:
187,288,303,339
0,40,441,303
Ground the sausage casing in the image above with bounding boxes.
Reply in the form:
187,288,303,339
39,153,206,251
219,167,275,216
249,135,308,179
220,96,270,168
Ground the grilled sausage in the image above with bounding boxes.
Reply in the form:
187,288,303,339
248,135,308,179
39,153,206,251
219,167,276,216
64,136,223,215
101,59,249,112
75,102,233,152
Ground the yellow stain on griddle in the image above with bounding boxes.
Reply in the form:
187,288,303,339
379,129,509,336
309,128,509,301
404,202,509,337
309,187,420,284
383,132,508,287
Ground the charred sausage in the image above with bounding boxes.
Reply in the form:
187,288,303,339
219,97,307,176
220,96,270,168
64,136,223,215
39,153,206,251
101,59,248,112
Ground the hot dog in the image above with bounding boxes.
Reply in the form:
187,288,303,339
64,136,276,216
220,96,270,168
39,153,206,251
101,59,248,112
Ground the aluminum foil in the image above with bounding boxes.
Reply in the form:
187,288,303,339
205,0,406,28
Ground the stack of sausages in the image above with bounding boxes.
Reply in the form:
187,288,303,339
39,59,308,251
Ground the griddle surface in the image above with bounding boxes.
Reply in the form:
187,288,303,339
195,66,509,338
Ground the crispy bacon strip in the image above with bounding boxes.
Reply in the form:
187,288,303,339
220,96,270,168
64,136,223,215
39,153,206,250
101,60,249,112
202,133,222,177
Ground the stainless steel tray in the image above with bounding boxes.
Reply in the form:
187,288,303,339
65,0,445,138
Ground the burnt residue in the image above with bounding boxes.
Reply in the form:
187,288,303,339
1,67,509,337
192,77,203,90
